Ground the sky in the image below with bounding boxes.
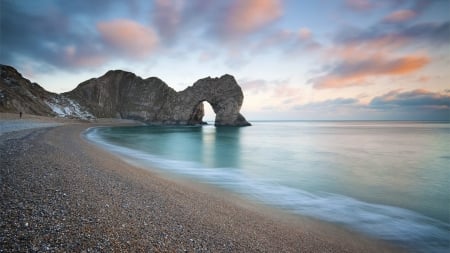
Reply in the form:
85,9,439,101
1,0,449,121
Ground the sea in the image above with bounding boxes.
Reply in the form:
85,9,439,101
85,121,450,253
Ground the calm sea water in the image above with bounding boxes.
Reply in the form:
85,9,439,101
86,121,450,253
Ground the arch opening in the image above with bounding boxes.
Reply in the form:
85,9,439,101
188,100,216,125
203,101,215,124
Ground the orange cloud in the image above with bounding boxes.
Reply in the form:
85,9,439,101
383,55,429,75
225,0,283,36
97,19,158,58
314,55,430,89
383,10,417,23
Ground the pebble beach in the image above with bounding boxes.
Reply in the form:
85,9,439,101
0,114,402,252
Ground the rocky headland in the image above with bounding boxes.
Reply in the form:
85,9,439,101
0,65,250,126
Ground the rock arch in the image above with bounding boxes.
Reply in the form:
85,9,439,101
179,75,251,126
66,70,251,126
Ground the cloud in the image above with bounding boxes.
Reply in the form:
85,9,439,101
344,0,375,11
97,19,159,59
150,0,283,41
370,89,450,109
222,0,283,37
402,21,450,46
383,9,417,23
239,79,269,94
252,27,321,56
239,78,292,95
336,21,450,47
0,1,136,71
152,0,183,40
290,90,449,120
253,29,295,51
62,45,108,68
273,83,301,98
312,54,430,89
298,27,312,40
293,98,360,110
310,18,449,89
344,0,435,14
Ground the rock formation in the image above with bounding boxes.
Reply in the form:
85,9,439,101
0,65,94,119
0,65,251,126
0,64,55,116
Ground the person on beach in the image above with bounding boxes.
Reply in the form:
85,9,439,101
19,111,22,118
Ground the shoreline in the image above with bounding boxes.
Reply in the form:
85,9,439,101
0,115,403,252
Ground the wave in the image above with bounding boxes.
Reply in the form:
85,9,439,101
85,127,450,253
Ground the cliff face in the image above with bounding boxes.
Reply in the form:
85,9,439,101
0,65,94,119
0,65,55,116
0,64,251,126
64,70,177,122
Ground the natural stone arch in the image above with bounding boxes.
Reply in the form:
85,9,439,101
66,70,251,126
180,75,251,126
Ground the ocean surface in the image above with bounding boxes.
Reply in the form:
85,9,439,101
85,121,450,253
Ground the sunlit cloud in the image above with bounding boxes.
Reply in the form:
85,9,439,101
310,17,449,89
223,0,283,36
312,54,430,89
97,19,159,59
383,9,417,23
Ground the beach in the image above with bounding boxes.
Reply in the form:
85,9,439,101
0,115,402,252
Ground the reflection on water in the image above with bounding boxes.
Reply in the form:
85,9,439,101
203,127,242,168
87,121,450,253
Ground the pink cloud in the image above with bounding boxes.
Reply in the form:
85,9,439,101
224,0,283,36
312,19,441,90
313,54,430,89
97,19,158,58
383,9,417,23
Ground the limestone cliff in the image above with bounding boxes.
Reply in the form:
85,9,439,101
0,64,251,126
0,65,55,116
0,65,93,119
66,70,251,126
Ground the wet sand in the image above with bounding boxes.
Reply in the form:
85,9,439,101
0,115,403,252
